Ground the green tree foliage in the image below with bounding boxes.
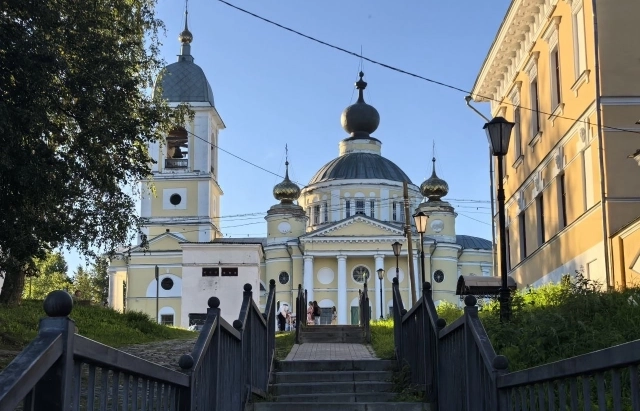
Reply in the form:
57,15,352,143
71,259,110,304
22,251,72,300
0,0,188,304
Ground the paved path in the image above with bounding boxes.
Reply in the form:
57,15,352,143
284,343,378,361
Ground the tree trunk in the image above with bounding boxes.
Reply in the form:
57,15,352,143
0,271,26,306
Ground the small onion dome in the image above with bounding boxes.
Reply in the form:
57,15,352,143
340,71,380,137
420,157,449,202
179,12,193,44
273,161,301,203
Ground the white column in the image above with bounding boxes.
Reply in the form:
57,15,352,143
108,271,125,312
337,255,348,325
413,252,420,296
303,256,314,302
374,254,385,319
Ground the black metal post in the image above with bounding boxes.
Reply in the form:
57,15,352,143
379,277,384,320
155,265,159,323
395,254,399,280
419,232,426,295
496,155,511,321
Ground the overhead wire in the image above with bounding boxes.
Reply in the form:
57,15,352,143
215,0,640,136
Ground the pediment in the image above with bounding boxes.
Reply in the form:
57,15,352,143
303,215,404,239
129,232,185,253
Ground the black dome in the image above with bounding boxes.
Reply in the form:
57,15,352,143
309,153,412,185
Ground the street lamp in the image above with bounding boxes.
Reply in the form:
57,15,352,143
392,241,402,281
377,268,385,319
484,116,515,322
413,211,429,293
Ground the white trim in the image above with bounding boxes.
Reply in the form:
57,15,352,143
542,16,561,50
600,97,640,106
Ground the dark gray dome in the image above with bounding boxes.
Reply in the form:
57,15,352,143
309,153,412,185
154,61,214,106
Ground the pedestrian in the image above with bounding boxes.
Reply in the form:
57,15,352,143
307,301,314,325
313,301,321,325
331,306,337,325
278,304,288,331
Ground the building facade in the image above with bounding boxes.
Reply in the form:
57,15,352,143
108,16,495,327
471,0,640,289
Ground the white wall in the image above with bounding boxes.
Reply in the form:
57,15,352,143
180,244,262,326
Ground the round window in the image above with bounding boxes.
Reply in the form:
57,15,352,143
433,270,444,283
169,194,182,206
161,277,174,290
279,272,290,285
352,266,370,283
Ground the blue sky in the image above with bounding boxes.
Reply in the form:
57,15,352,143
64,0,509,272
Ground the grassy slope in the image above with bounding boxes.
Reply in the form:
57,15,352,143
370,280,640,371
275,332,295,361
0,300,195,369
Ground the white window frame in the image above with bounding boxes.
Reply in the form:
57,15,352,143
536,193,545,246
369,199,375,218
313,204,320,225
525,52,541,146
543,17,562,112
508,85,523,167
345,200,351,218
518,211,527,261
572,1,588,81
323,201,329,223
355,199,365,215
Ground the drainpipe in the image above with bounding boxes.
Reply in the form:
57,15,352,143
590,0,611,289
465,96,498,278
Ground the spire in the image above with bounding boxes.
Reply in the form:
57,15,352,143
284,144,290,179
355,71,367,103
178,0,194,62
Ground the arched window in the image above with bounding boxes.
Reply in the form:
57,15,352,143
166,127,188,168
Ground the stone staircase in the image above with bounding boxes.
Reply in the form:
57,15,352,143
298,325,366,344
252,359,430,411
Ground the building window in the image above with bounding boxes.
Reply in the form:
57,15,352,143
221,267,238,276
583,145,595,209
559,173,568,229
323,201,329,223
433,270,444,283
536,194,545,245
550,48,562,109
165,127,188,169
392,202,398,221
160,314,174,326
505,228,511,271
345,200,351,218
355,200,365,215
573,3,587,78
519,212,527,260
369,200,375,219
279,272,290,285
513,106,522,161
352,266,370,283
392,201,405,222
202,267,219,277
160,277,174,290
530,78,541,137
306,207,311,226
313,205,320,225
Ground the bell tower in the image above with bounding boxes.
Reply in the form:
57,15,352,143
140,7,225,242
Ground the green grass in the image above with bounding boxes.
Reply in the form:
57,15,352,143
367,274,640,372
371,318,395,359
0,299,195,369
275,331,295,361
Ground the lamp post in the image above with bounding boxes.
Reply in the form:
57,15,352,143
392,241,402,281
413,211,429,294
484,116,515,322
377,268,385,319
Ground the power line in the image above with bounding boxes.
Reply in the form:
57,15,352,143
216,0,640,136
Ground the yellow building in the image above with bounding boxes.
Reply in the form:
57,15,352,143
108,16,495,327
471,0,640,289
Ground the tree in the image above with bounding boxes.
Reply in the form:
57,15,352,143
71,259,109,304
23,251,72,300
91,258,110,305
0,0,187,304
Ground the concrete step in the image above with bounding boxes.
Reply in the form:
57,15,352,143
270,381,393,396
299,336,365,344
302,326,363,333
277,360,396,373
273,392,398,403
253,402,430,411
274,371,392,384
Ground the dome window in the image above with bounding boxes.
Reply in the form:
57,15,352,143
161,277,174,290
166,127,189,169
355,200,365,215
279,272,290,285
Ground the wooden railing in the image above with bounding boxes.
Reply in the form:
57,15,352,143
393,281,640,410
294,284,306,344
359,281,371,342
0,281,276,411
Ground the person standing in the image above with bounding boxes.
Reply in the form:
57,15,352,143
331,306,337,325
278,304,288,331
307,301,314,326
313,301,321,325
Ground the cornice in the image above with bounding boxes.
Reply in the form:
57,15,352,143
303,215,404,238
300,236,405,244
472,0,559,106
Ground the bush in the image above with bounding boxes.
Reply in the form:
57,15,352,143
370,318,395,359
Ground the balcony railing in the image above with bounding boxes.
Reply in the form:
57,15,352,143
165,158,188,169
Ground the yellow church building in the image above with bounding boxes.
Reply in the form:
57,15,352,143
108,15,494,327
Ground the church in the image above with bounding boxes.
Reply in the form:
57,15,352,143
107,15,494,327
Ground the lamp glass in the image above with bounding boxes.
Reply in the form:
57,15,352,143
392,241,402,256
483,116,515,157
377,268,385,280
413,211,429,234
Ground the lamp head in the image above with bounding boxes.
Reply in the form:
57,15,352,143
413,211,429,234
483,116,515,157
377,268,385,280
392,241,402,257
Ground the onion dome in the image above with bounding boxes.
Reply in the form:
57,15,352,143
273,161,301,203
420,157,449,201
340,72,380,138
178,14,193,44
